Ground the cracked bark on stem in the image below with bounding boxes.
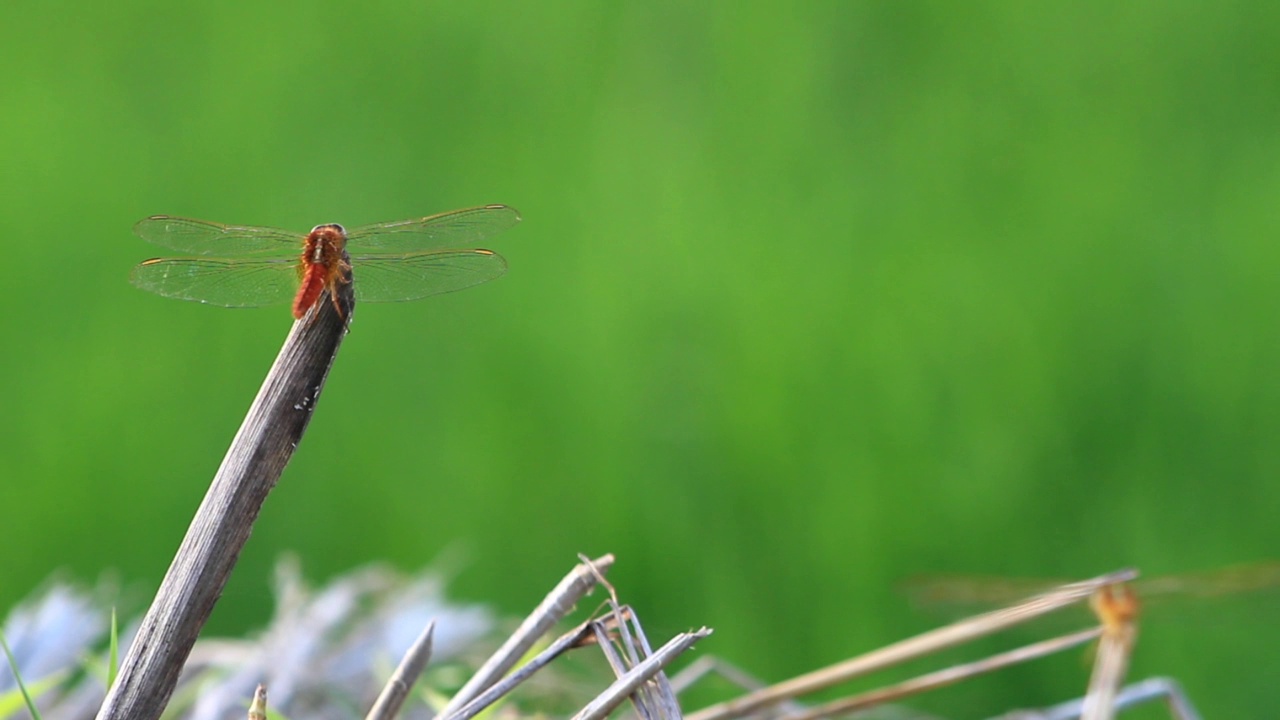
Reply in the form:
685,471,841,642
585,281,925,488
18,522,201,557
96,284,354,720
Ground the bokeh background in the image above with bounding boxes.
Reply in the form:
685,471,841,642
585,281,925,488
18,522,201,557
3,1,1278,716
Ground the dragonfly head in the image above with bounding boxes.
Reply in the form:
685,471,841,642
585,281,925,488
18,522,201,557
310,223,347,237
305,223,350,264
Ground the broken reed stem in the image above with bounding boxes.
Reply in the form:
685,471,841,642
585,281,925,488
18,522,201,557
571,628,713,720
589,605,682,720
365,621,435,720
437,554,616,720
95,284,355,720
444,615,604,720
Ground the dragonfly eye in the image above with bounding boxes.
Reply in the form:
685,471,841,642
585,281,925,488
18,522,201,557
311,223,346,235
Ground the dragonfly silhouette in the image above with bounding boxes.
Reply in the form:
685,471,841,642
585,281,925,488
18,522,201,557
131,204,520,318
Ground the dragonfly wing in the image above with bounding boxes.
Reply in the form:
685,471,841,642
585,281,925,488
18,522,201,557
345,205,520,253
133,216,301,256
130,257,300,307
351,250,508,302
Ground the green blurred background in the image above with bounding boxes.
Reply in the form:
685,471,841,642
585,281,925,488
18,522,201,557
3,1,1278,716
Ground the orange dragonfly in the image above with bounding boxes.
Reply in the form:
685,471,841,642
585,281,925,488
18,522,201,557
131,204,520,319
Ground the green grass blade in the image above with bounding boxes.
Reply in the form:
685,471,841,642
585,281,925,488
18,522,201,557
0,632,44,720
107,608,119,691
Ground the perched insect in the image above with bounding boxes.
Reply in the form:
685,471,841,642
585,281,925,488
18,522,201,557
131,204,520,318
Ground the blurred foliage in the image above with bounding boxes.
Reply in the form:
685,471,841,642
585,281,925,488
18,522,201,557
1,1,1277,716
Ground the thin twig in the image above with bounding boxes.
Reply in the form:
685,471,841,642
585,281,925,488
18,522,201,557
687,569,1138,720
668,657,810,717
95,284,355,720
667,656,770,695
1007,677,1203,720
365,620,436,720
437,554,616,719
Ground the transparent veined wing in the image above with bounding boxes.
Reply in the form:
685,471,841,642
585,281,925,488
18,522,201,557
351,249,507,302
133,216,302,256
345,205,521,254
130,257,301,307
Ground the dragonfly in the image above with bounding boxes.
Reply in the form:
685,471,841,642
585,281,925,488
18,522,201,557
131,204,520,319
